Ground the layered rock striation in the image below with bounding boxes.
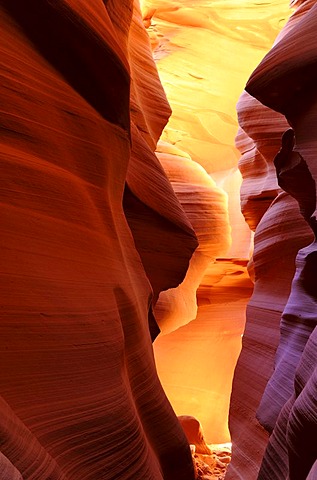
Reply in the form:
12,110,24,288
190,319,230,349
246,1,317,477
140,2,290,453
0,2,198,479
154,141,231,334
228,1,317,478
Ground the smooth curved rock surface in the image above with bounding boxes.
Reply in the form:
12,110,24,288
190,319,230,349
227,191,312,478
154,141,231,334
125,123,198,306
141,2,290,453
141,0,291,259
0,2,197,479
179,415,212,455
126,1,198,306
227,2,317,478
228,0,317,478
236,92,287,231
245,0,317,120
257,281,317,480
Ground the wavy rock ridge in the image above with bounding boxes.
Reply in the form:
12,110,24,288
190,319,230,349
0,2,199,479
228,1,317,478
140,2,290,456
4,0,317,479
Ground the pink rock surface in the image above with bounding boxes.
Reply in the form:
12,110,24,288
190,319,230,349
0,452,23,480
307,460,317,480
235,92,287,231
0,2,197,479
228,0,317,478
227,2,317,478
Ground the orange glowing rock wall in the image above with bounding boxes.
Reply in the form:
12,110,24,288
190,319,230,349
228,1,317,478
0,2,198,479
141,0,290,449
154,140,231,334
141,0,292,257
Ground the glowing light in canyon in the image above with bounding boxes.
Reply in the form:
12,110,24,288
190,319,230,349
3,2,317,479
141,0,290,446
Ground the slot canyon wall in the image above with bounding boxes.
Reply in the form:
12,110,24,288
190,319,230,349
0,1,198,479
140,2,292,458
139,1,317,478
2,1,317,480
227,1,317,478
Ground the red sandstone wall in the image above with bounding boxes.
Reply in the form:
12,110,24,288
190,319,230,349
0,2,197,479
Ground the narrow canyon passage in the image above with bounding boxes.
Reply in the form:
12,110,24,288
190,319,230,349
142,1,317,479
154,259,253,445
2,1,317,479
140,0,289,463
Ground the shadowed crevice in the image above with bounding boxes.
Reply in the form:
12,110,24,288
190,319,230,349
274,129,316,223
2,1,131,132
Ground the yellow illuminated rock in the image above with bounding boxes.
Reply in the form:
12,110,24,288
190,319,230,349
141,0,291,448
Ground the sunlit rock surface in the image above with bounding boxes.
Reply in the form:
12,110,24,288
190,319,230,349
4,0,316,478
228,0,317,478
0,2,197,478
141,0,291,260
235,93,287,231
126,2,199,307
154,141,231,334
141,0,290,455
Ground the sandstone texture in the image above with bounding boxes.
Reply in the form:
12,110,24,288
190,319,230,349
143,0,290,460
227,0,317,478
154,141,231,334
4,0,317,479
247,2,317,478
0,2,198,479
